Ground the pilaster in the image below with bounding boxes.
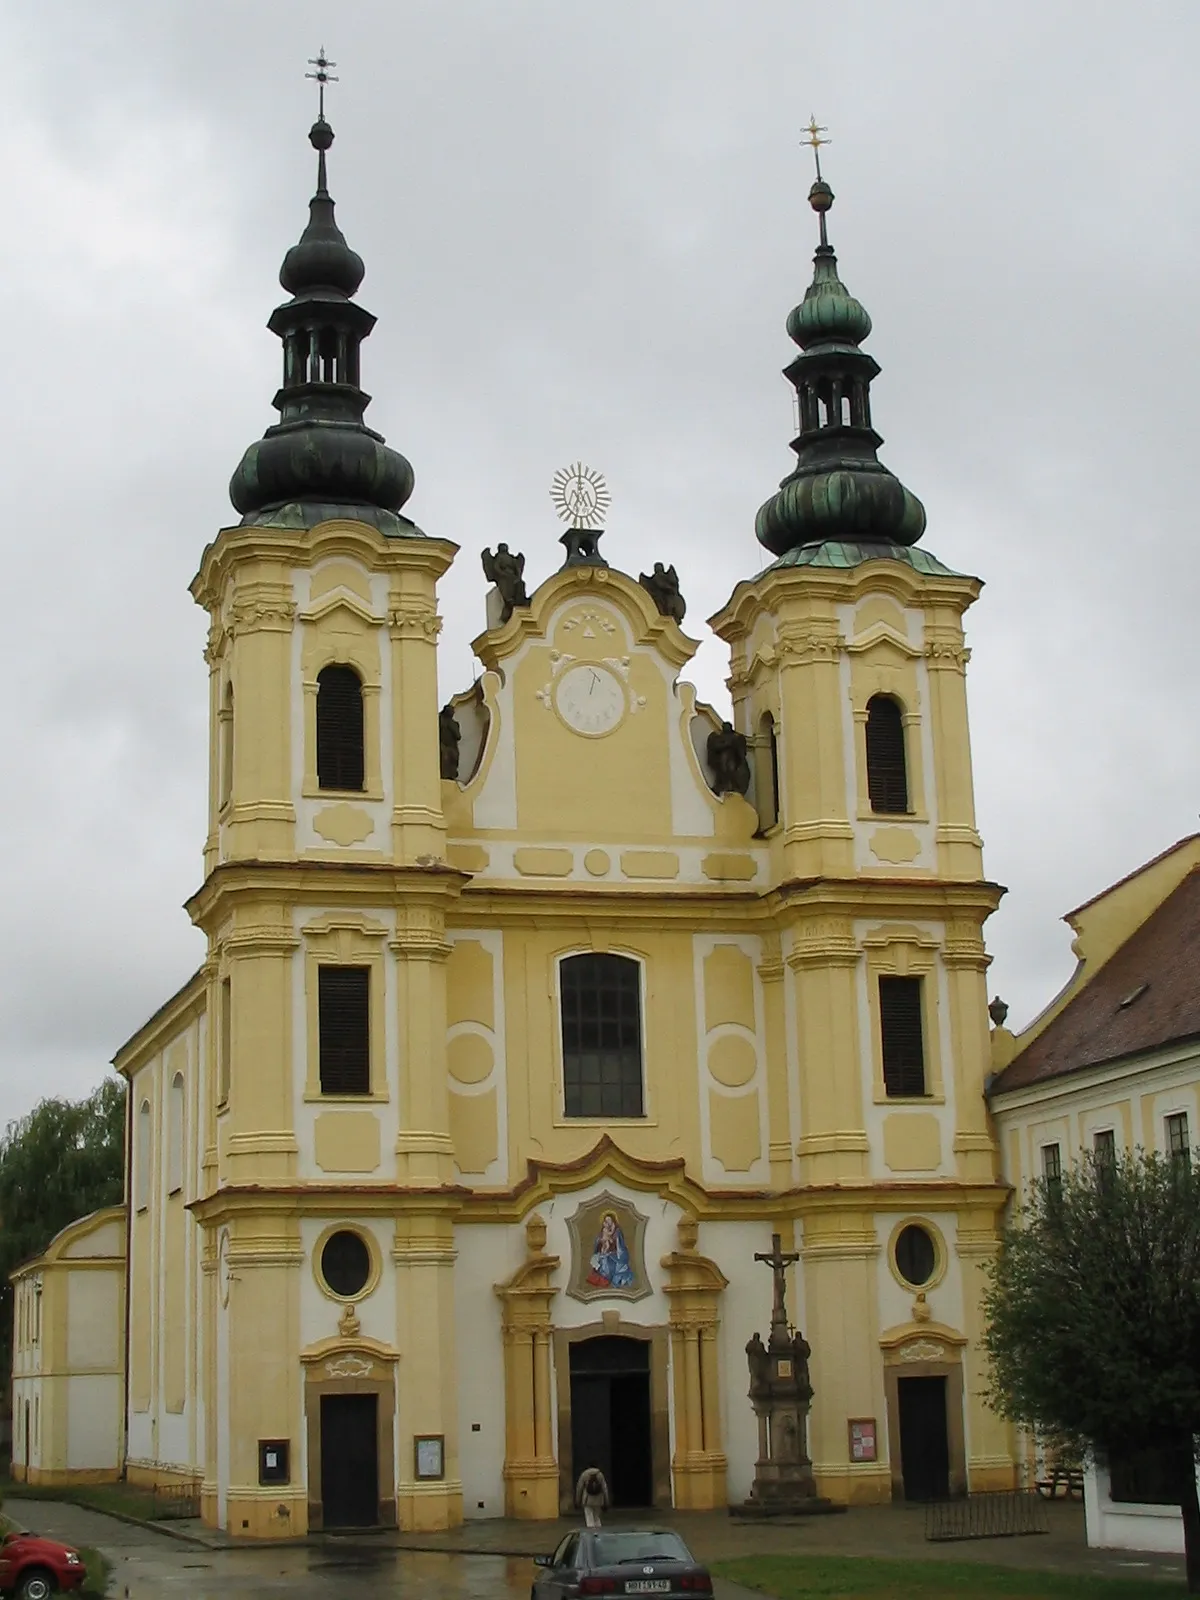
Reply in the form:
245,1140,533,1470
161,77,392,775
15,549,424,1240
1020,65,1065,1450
495,1215,560,1519
394,1206,463,1530
661,1217,729,1509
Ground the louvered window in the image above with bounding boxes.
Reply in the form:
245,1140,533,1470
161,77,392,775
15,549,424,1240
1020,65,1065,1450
879,975,926,1097
561,954,644,1119
316,665,365,791
866,695,909,814
319,966,371,1095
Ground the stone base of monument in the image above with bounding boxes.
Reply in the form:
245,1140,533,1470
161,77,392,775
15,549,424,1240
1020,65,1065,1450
732,1462,844,1518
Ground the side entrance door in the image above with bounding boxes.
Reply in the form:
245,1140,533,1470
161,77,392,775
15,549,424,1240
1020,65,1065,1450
897,1374,950,1500
320,1392,379,1526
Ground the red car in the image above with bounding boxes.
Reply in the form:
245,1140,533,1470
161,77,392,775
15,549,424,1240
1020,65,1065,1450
0,1531,86,1599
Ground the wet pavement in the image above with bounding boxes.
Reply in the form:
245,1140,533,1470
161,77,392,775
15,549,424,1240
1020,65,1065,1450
2,1502,764,1600
7,1498,1187,1596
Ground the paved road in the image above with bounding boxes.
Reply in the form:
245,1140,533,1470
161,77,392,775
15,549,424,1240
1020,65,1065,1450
7,1503,764,1600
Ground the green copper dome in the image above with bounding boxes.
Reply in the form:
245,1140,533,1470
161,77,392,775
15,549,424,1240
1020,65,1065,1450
755,177,925,559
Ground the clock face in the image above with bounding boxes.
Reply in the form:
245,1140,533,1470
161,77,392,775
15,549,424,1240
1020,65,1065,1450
554,663,626,737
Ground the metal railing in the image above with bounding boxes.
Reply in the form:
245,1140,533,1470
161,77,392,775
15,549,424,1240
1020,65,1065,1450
150,1481,202,1519
925,1489,1049,1542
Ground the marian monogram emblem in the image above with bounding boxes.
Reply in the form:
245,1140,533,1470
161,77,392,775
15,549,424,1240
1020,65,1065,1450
325,1354,374,1379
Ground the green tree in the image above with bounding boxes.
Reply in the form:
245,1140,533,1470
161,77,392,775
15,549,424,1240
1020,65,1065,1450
984,1147,1200,1591
0,1078,126,1385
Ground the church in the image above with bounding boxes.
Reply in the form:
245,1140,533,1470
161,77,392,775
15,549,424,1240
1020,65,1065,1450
11,102,1018,1535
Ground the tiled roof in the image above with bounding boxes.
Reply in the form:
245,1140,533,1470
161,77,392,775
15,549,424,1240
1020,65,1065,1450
992,868,1200,1093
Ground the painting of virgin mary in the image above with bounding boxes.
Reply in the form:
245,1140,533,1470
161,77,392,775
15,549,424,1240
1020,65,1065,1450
586,1211,635,1290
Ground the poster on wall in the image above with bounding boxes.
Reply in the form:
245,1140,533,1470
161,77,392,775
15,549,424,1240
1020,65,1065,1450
565,1192,652,1303
848,1418,877,1462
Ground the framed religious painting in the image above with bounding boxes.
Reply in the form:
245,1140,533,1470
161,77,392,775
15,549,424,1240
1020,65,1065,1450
565,1192,651,1303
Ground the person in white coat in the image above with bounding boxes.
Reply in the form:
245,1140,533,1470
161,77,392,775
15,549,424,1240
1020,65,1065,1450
576,1465,610,1527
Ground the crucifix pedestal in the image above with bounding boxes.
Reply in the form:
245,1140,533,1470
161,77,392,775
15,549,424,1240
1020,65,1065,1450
735,1233,841,1518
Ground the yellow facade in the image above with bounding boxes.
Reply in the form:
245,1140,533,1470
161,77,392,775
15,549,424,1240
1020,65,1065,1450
10,1208,126,1485
23,113,1022,1535
95,502,1017,1535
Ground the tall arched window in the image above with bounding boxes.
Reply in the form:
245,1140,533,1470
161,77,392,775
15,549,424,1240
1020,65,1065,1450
755,712,780,832
219,682,234,810
316,665,365,791
560,953,644,1119
136,1099,151,1211
167,1073,185,1195
865,695,909,814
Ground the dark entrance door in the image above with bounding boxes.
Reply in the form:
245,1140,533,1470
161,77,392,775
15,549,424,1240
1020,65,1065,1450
897,1375,950,1500
320,1393,379,1526
570,1336,652,1507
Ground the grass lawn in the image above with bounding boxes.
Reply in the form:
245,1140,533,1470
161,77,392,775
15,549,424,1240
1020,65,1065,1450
79,1546,112,1600
1,1475,181,1522
713,1554,1186,1599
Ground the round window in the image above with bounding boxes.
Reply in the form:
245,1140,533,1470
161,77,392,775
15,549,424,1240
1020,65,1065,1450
894,1224,936,1288
320,1230,372,1298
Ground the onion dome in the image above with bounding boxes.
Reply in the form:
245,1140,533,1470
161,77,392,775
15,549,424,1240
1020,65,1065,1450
755,178,925,558
229,117,415,529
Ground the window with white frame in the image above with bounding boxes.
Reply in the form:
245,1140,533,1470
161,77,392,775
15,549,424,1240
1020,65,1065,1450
1041,1142,1062,1199
1166,1111,1190,1168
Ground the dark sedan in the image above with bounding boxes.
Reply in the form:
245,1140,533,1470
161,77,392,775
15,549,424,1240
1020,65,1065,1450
532,1528,713,1599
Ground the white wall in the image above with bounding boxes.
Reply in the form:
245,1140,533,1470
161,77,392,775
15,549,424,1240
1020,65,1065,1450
454,1226,509,1518
66,1374,122,1470
1085,1462,1193,1555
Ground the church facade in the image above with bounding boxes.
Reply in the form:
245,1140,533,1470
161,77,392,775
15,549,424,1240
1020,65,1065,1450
29,114,1016,1534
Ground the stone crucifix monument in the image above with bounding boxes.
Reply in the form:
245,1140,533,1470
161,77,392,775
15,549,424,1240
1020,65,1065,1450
738,1232,838,1517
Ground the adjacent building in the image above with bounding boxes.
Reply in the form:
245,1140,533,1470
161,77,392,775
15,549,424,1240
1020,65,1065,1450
989,834,1200,1554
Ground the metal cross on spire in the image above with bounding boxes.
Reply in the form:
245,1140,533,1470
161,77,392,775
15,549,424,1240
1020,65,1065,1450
803,115,830,181
306,47,338,120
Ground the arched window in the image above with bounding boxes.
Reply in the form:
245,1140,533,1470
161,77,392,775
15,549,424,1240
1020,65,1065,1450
219,682,234,810
218,978,232,1107
755,712,780,832
560,953,644,1119
168,1073,185,1195
136,1099,151,1210
865,695,909,814
316,665,365,791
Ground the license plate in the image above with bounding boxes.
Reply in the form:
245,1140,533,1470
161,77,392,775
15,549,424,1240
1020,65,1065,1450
625,1583,671,1594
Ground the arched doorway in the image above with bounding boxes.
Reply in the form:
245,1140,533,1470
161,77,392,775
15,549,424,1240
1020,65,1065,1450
569,1336,652,1508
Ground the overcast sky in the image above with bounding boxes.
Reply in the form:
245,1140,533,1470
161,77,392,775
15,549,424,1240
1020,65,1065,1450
1,2,1197,1122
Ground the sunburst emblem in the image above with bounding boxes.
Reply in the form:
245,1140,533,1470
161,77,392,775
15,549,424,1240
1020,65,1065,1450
550,462,611,529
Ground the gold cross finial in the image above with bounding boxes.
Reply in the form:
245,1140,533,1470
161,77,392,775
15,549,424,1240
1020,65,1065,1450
306,47,338,120
803,114,830,181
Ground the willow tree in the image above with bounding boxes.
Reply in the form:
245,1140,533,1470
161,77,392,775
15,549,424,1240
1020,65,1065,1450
984,1148,1200,1591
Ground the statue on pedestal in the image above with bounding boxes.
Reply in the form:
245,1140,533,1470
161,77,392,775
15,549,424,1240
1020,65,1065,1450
737,1232,839,1517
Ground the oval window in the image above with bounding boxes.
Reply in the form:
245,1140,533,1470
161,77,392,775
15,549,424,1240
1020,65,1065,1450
320,1230,372,1298
894,1223,936,1288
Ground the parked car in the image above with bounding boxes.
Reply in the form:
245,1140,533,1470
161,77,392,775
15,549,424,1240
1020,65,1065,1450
532,1527,712,1599
0,1530,87,1599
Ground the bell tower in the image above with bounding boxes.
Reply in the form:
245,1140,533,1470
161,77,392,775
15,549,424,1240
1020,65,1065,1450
188,93,464,1535
710,148,1009,1498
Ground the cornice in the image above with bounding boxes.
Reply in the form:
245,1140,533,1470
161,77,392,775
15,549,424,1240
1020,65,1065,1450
112,965,208,1076
710,559,982,641
190,518,456,611
185,858,469,927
